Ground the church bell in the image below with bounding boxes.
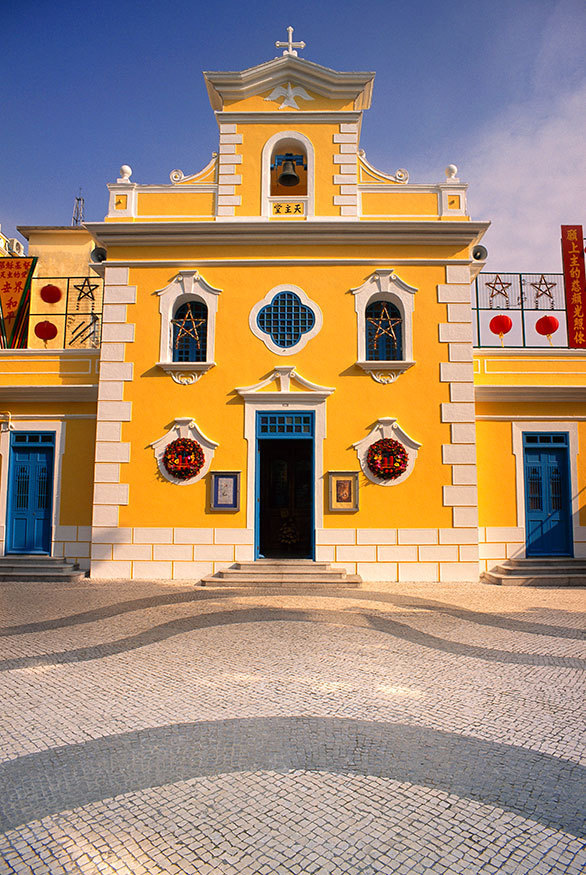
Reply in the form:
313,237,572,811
277,155,300,187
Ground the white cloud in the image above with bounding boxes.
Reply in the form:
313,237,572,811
464,79,586,272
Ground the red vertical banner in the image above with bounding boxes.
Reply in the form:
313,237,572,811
561,225,586,348
0,257,36,348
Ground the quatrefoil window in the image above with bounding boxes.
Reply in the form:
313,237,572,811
250,285,322,355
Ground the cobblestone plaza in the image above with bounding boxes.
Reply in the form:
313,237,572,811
0,579,584,874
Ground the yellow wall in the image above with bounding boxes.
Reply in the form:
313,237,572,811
118,259,452,529
361,192,439,217
27,230,95,277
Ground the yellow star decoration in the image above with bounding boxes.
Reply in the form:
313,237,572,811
530,275,557,306
486,274,512,307
367,303,402,351
172,306,206,349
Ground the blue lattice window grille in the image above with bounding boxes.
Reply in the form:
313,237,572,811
172,301,208,362
257,413,314,437
365,300,403,360
257,292,315,349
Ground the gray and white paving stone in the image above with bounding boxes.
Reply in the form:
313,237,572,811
0,579,584,873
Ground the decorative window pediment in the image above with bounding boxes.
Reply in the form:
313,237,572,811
149,418,218,485
236,365,334,402
156,271,221,384
353,417,421,486
351,270,417,383
249,284,322,355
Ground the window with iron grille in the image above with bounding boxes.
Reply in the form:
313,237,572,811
365,300,403,360
257,292,315,349
172,301,208,362
257,412,314,437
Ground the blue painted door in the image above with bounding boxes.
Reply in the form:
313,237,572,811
7,433,54,554
523,434,572,556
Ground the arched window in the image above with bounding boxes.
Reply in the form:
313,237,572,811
365,300,403,361
261,131,315,218
172,300,208,363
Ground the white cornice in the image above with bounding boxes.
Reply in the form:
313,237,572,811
85,220,489,249
98,258,473,268
216,111,362,125
474,348,586,357
474,385,586,402
113,184,217,193
0,349,100,359
359,183,441,193
204,56,374,110
0,384,97,402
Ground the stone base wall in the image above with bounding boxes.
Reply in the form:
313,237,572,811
478,525,586,573
53,526,92,571
89,526,479,582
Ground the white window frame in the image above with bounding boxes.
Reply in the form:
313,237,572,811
351,269,417,383
261,131,315,219
156,271,221,383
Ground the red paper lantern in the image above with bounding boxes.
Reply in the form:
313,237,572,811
535,315,559,338
34,320,58,341
40,283,62,304
489,314,513,346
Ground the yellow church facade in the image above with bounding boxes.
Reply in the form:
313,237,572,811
2,41,585,583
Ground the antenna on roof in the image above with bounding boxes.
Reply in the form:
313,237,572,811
72,188,85,226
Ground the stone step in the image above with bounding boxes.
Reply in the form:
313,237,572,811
505,557,586,569
481,571,586,587
481,558,586,587
0,555,73,565
0,555,86,583
0,571,86,583
200,575,362,587
492,564,586,577
200,560,362,587
0,561,81,572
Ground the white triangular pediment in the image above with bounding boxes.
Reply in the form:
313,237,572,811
237,366,334,400
204,55,374,110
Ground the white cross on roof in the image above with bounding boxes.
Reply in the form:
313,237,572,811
275,26,306,57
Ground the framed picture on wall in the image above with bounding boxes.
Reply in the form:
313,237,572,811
210,471,240,511
328,471,359,512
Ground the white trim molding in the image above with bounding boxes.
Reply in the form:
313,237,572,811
511,420,580,560
237,366,334,531
351,269,417,382
261,130,315,219
353,417,421,486
249,283,323,355
155,270,221,380
150,418,218,486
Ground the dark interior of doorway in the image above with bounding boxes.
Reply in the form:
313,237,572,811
258,438,313,558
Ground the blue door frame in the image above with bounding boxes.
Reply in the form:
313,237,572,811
523,432,572,557
255,411,315,559
6,432,55,555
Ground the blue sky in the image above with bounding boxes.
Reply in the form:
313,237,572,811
1,0,585,270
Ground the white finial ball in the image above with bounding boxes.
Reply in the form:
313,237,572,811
120,165,132,181
445,164,458,179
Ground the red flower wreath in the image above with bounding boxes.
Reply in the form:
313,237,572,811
367,438,408,481
162,438,205,481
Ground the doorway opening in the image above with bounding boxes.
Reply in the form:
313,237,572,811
255,412,314,559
